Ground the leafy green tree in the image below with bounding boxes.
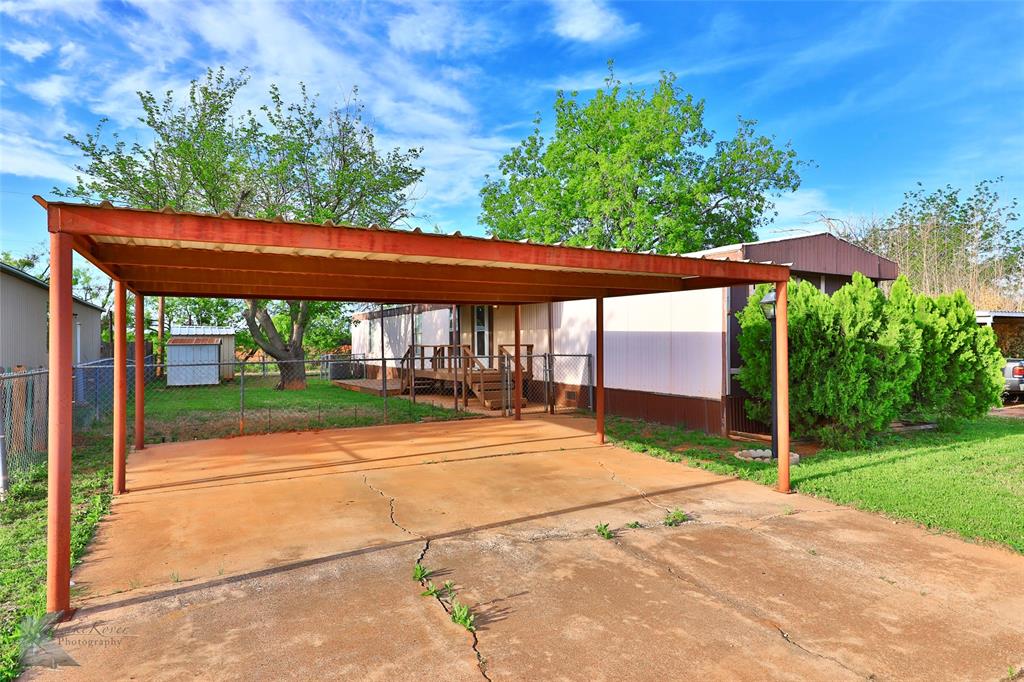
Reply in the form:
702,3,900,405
828,179,1022,310
56,67,424,388
480,66,803,253
161,297,242,327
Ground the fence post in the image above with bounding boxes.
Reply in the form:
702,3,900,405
0,428,8,499
544,353,551,415
239,362,246,435
587,353,594,413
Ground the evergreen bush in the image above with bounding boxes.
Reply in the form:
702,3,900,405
908,290,1004,424
736,274,1000,448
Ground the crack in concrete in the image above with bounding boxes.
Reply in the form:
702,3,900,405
597,460,671,512
361,475,418,537
363,476,492,682
416,540,492,682
773,625,872,679
609,537,874,680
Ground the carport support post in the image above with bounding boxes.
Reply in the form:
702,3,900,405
46,232,73,615
514,304,523,420
775,280,791,494
134,293,145,451
113,281,127,495
596,297,605,444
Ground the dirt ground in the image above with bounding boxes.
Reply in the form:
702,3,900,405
27,416,1024,681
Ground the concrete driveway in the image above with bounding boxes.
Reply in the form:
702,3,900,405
28,416,1024,681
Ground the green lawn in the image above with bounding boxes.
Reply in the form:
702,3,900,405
133,376,469,443
607,415,1024,553
0,431,112,681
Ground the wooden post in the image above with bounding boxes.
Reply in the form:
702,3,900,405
596,297,605,443
113,281,127,495
776,280,791,493
514,305,522,420
134,294,145,451
46,232,73,615
156,296,164,377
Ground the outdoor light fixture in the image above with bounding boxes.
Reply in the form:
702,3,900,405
759,290,777,320
761,289,779,461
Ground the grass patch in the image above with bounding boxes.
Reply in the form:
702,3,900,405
606,415,1024,553
133,377,468,443
662,509,689,527
0,431,113,681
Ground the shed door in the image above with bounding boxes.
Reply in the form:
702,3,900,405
168,345,220,386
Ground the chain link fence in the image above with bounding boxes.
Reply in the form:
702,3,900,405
1,352,595,497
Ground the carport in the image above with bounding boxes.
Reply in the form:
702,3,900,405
38,197,791,615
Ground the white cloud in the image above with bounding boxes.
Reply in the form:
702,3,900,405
0,132,78,182
57,41,85,68
18,73,71,105
5,37,50,60
548,0,638,43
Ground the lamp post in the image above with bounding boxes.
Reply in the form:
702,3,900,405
759,290,778,461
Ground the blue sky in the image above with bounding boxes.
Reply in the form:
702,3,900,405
1,0,1022,260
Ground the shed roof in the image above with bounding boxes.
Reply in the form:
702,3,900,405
167,337,222,346
39,198,790,304
170,324,236,336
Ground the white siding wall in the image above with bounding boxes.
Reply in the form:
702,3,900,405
350,291,725,400
546,289,724,399
352,307,452,364
604,289,723,399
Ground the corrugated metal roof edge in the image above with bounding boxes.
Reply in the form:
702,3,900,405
39,198,786,267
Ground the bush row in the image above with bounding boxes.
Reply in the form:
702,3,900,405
737,274,1004,448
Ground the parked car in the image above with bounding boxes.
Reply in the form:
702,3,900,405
1004,358,1024,401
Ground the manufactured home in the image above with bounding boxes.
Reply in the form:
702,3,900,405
351,234,897,435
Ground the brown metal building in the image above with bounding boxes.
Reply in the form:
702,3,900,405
696,233,899,434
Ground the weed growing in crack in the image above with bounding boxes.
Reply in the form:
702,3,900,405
443,580,456,599
662,509,689,526
170,571,181,583
595,523,614,539
421,581,439,597
413,563,434,582
626,521,642,529
450,598,476,631
783,505,795,515
808,548,818,556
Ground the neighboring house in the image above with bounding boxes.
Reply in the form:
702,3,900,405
351,233,898,435
0,262,103,369
169,325,236,379
976,310,1024,357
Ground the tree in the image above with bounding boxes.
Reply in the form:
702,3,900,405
825,179,1023,310
480,65,803,253
57,68,424,388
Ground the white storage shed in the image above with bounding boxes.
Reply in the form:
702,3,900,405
170,325,236,379
166,337,222,386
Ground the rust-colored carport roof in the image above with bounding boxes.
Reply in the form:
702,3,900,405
38,198,790,303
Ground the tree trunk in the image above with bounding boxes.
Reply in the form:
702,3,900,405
242,299,310,390
277,348,307,390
